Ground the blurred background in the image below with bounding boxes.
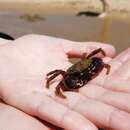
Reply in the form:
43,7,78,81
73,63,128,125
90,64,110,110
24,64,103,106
0,0,130,53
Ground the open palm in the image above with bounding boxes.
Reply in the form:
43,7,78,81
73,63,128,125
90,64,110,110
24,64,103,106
0,34,123,130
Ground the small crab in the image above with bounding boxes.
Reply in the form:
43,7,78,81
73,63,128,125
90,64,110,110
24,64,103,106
46,48,110,98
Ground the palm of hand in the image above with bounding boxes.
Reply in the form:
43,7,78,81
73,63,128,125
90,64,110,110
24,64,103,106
0,35,72,99
2,34,129,130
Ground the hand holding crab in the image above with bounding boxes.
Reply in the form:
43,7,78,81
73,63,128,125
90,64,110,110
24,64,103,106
0,35,130,130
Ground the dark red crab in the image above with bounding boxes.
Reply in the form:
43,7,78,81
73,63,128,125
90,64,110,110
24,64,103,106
46,48,110,98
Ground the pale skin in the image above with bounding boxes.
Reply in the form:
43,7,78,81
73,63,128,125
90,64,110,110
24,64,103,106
0,38,59,130
0,101,60,130
0,35,130,130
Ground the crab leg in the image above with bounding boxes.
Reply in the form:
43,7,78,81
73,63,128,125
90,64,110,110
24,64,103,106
47,69,64,76
46,70,66,88
104,63,111,75
55,82,66,98
87,48,106,58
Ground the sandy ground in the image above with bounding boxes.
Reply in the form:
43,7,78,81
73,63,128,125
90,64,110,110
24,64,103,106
0,0,130,15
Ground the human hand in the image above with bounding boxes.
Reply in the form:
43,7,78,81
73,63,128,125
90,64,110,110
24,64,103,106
79,48,130,130
0,101,62,130
0,37,61,130
0,34,115,130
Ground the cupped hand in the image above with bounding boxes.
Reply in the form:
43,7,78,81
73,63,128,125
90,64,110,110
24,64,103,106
79,48,130,130
0,34,115,130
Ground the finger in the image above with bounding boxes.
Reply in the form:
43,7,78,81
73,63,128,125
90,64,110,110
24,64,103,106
53,91,130,130
5,92,98,130
108,48,130,76
0,102,52,130
62,41,115,58
103,57,112,63
80,84,130,113
102,49,130,92
113,48,130,64
109,58,130,80
106,48,130,80
104,78,130,93
90,48,130,86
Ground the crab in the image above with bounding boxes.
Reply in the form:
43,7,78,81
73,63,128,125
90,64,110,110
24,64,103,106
46,48,110,98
